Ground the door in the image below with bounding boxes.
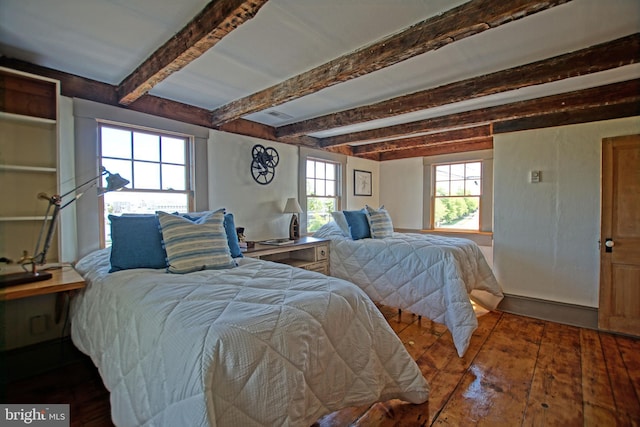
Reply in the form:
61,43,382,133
599,134,640,336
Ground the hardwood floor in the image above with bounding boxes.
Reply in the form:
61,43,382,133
5,308,640,426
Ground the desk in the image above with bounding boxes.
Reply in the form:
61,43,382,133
0,266,86,323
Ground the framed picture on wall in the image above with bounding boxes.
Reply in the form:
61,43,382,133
354,169,372,196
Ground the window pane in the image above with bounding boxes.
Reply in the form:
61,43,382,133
326,163,336,180
466,179,481,196
133,161,160,189
306,178,315,195
326,179,336,196
450,180,464,195
133,132,160,162
434,196,479,230
450,164,465,180
315,180,326,196
435,181,449,196
101,127,131,159
103,191,189,246
435,165,449,181
307,196,336,232
466,162,481,179
101,159,132,188
306,160,315,178
162,137,185,164
162,164,186,190
316,162,325,179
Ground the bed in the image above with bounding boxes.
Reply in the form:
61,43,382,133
71,234,429,426
313,209,504,357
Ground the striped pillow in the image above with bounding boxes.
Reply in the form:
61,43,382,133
157,210,235,274
365,205,394,239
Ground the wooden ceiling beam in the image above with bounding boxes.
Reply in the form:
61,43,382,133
117,0,268,105
318,79,640,148
351,125,492,155
210,0,571,126
279,33,640,138
377,138,494,161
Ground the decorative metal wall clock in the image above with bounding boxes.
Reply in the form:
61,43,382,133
251,144,279,185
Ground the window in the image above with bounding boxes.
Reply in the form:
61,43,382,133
99,123,192,245
306,158,339,233
433,161,481,230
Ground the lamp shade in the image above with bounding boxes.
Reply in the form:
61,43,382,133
99,171,130,195
284,198,302,213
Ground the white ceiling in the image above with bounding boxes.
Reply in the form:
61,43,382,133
1,0,639,140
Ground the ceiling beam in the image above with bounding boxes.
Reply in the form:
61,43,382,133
210,0,571,126
279,33,640,138
376,138,494,161
117,0,268,105
351,126,492,155
318,79,640,148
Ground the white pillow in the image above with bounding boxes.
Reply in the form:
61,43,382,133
331,211,350,237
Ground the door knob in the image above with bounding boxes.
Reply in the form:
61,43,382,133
605,238,614,253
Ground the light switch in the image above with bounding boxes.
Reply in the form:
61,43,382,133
530,170,541,183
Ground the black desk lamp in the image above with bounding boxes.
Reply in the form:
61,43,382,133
0,167,129,287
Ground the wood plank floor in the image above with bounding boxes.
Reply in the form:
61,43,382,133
5,308,640,426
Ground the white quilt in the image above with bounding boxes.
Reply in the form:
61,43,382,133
314,222,504,357
71,248,429,427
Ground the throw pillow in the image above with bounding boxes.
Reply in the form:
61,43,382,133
331,211,350,237
109,214,168,272
177,209,243,258
365,205,394,238
157,210,235,274
343,208,371,240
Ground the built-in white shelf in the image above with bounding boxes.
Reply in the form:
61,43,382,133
0,216,47,222
0,111,56,125
0,164,57,173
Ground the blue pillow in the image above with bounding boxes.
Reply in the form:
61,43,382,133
343,209,371,240
178,210,243,258
109,214,168,272
223,213,243,258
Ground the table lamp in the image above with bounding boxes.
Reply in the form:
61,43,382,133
284,197,302,240
0,167,129,287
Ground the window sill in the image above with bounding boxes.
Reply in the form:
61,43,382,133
394,228,493,246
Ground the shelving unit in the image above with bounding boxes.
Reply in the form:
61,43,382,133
0,67,61,266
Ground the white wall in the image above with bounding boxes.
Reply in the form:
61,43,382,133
346,156,380,210
493,116,640,307
379,157,423,229
208,130,299,241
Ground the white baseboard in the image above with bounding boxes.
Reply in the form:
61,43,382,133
498,293,598,330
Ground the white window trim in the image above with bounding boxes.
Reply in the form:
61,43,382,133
299,147,346,235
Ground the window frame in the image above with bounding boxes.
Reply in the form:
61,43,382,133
97,121,194,246
299,147,346,236
305,157,341,234
423,150,493,234
432,160,482,231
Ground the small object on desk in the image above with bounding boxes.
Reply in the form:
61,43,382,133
261,238,295,246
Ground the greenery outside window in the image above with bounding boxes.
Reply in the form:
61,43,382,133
434,161,481,231
306,158,339,233
99,122,193,245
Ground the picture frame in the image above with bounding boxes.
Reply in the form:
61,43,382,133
353,169,372,196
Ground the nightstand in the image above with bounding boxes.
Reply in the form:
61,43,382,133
0,266,86,323
244,236,329,274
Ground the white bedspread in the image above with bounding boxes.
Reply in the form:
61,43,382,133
71,248,429,427
314,223,504,357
